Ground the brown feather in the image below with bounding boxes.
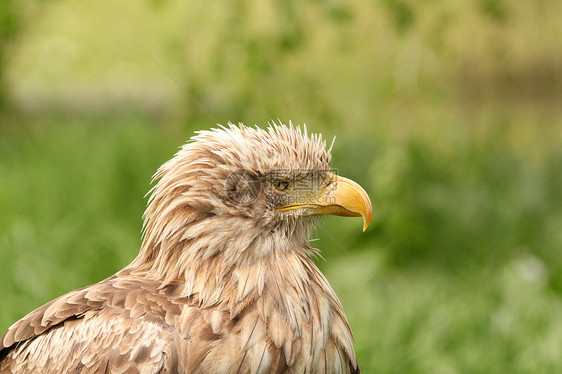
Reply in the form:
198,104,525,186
0,122,360,373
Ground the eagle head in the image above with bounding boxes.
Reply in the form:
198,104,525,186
135,122,371,283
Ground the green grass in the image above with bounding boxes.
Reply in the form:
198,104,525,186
1,114,561,372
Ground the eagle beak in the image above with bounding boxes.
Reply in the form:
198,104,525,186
278,174,372,231
319,174,372,231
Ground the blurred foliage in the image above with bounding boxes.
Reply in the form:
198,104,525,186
1,0,562,372
0,0,18,107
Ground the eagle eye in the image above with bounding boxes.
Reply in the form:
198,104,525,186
272,179,290,192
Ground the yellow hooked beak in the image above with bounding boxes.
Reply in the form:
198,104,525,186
277,174,372,231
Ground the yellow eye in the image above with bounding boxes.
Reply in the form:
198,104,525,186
272,179,290,192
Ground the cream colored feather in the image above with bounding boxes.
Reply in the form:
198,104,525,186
0,122,361,373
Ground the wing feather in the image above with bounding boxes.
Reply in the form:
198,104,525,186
0,276,181,374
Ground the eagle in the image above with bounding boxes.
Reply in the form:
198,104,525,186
0,122,372,373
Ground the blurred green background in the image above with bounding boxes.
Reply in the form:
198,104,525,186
1,0,562,372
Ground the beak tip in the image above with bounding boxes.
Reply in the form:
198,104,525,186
362,199,373,232
362,216,371,232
